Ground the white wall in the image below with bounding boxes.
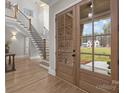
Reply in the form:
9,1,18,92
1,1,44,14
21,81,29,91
49,0,81,75
5,26,26,57
5,25,40,58
43,5,49,30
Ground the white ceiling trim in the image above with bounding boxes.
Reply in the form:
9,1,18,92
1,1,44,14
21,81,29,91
55,0,81,15
40,0,59,6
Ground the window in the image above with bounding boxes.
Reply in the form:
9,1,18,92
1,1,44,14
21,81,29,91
80,18,111,75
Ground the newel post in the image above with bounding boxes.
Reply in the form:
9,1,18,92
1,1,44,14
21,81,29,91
29,18,32,31
14,5,18,18
43,39,46,60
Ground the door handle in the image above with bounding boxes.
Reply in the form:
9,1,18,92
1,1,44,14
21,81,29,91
72,54,76,57
72,49,76,57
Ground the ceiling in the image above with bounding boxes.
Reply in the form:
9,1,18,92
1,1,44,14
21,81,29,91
80,0,110,19
40,0,59,6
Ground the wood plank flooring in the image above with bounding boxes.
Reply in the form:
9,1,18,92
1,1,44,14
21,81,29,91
6,58,87,93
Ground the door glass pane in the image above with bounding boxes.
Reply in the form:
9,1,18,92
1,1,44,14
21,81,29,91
80,2,93,71
56,10,74,67
80,23,93,71
80,54,93,70
79,0,111,76
94,18,111,75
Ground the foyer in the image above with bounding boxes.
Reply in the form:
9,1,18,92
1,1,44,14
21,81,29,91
5,0,119,93
6,58,87,93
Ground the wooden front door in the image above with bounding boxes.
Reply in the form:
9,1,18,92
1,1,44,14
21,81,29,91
76,0,119,93
56,0,118,93
56,7,76,84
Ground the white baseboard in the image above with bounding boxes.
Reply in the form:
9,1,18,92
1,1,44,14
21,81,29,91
48,68,56,76
30,56,40,59
39,64,49,70
41,59,49,63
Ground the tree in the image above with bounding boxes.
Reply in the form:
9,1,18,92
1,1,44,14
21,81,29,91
102,21,111,47
103,21,111,34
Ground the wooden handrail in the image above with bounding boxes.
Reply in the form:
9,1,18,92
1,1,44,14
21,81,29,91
6,3,30,20
14,5,32,31
14,5,18,18
6,1,32,31
29,18,32,31
17,9,29,20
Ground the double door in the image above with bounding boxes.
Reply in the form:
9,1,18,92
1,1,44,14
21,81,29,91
56,0,118,93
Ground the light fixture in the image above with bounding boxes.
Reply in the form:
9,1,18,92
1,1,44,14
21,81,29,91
88,0,93,19
12,35,16,40
11,32,17,40
90,4,93,8
88,12,93,18
40,3,46,7
12,32,16,36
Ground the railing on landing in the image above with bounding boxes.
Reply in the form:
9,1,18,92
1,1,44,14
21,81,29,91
5,1,31,31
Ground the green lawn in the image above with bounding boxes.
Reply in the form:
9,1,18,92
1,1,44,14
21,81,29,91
80,47,111,63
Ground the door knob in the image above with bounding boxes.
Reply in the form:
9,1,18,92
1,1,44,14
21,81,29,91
72,54,76,57
73,50,76,52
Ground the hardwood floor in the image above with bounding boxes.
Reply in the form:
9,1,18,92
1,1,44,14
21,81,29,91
6,58,88,93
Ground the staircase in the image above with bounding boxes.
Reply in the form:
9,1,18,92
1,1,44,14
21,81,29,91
5,0,49,69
